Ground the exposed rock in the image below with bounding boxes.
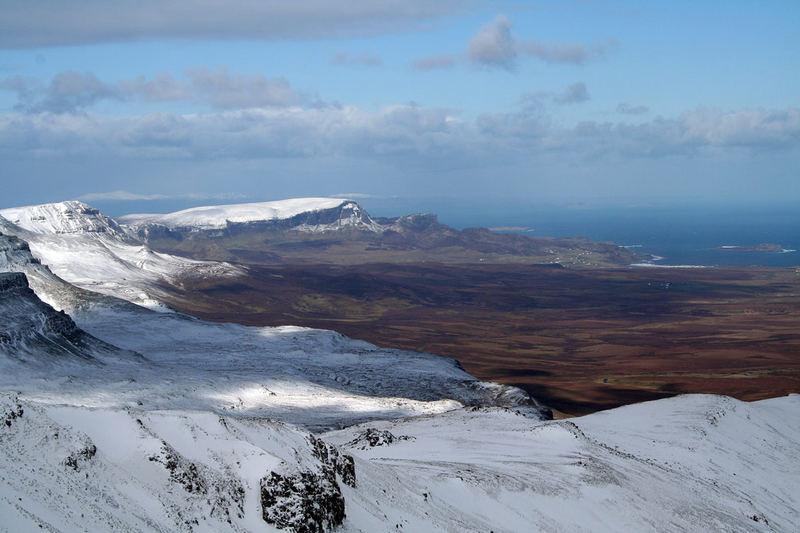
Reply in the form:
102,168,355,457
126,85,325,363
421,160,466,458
149,442,209,494
308,434,356,488
64,442,97,471
0,272,130,365
259,435,355,532
2,402,23,428
345,428,413,450
260,470,345,533
148,441,245,523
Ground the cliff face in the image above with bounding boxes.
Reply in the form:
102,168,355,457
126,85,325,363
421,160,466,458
118,200,645,266
0,272,94,364
126,200,383,241
0,230,42,271
0,201,130,239
0,228,107,313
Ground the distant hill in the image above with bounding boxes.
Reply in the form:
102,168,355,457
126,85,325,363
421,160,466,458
118,197,645,267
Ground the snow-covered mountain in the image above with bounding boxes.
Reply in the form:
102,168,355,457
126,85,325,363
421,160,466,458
1,200,798,532
0,226,112,313
1,220,532,430
0,202,244,309
117,197,645,267
0,201,129,237
2,391,797,531
120,198,384,236
323,394,799,531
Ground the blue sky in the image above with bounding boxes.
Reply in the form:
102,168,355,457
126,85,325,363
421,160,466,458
1,0,798,213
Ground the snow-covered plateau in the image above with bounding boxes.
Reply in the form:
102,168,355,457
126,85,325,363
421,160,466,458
117,198,356,230
0,202,245,309
0,200,798,532
118,198,384,234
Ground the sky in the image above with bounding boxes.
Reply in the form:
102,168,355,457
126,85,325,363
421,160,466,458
0,0,799,214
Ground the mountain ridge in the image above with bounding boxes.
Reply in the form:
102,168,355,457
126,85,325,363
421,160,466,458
114,197,645,267
118,197,378,232
0,204,246,309
0,200,798,531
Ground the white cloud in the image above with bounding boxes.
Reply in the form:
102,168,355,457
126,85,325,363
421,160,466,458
1,68,306,112
1,71,118,113
465,15,617,70
183,67,303,108
0,1,473,48
412,54,457,71
1,106,797,166
520,38,619,65
468,15,517,69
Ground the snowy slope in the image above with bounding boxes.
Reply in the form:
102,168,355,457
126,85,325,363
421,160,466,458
2,393,797,532
13,300,533,431
118,197,365,230
2,203,799,532
0,393,357,532
0,203,244,309
324,395,800,532
0,226,535,431
0,226,112,313
0,272,138,369
0,201,128,237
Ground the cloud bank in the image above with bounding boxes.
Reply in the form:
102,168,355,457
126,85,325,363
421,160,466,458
2,105,796,164
467,15,618,69
0,0,473,48
1,68,305,113
520,38,619,65
468,15,517,69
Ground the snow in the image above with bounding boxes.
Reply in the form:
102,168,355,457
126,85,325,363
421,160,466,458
0,203,244,309
1,201,799,532
3,391,797,532
325,397,800,531
118,197,350,229
631,263,709,268
0,201,126,236
14,300,515,431
1,219,527,430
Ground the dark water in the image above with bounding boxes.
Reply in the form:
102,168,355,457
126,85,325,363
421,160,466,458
369,200,800,267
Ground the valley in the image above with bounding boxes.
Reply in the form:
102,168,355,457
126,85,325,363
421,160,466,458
163,262,800,416
1,199,798,531
2,2,799,528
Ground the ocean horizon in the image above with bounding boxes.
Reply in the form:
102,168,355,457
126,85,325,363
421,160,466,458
375,200,800,268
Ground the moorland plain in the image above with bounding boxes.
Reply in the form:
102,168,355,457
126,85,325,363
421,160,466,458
162,263,800,416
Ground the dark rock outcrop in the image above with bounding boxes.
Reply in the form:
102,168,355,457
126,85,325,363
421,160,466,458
260,435,356,532
260,470,346,533
0,272,133,365
345,428,413,450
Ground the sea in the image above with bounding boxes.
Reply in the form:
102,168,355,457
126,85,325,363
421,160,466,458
96,197,799,268
369,200,800,268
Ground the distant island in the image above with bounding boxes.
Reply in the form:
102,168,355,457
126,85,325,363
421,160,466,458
717,244,784,253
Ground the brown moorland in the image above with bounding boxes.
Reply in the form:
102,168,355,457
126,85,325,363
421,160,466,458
160,263,800,416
